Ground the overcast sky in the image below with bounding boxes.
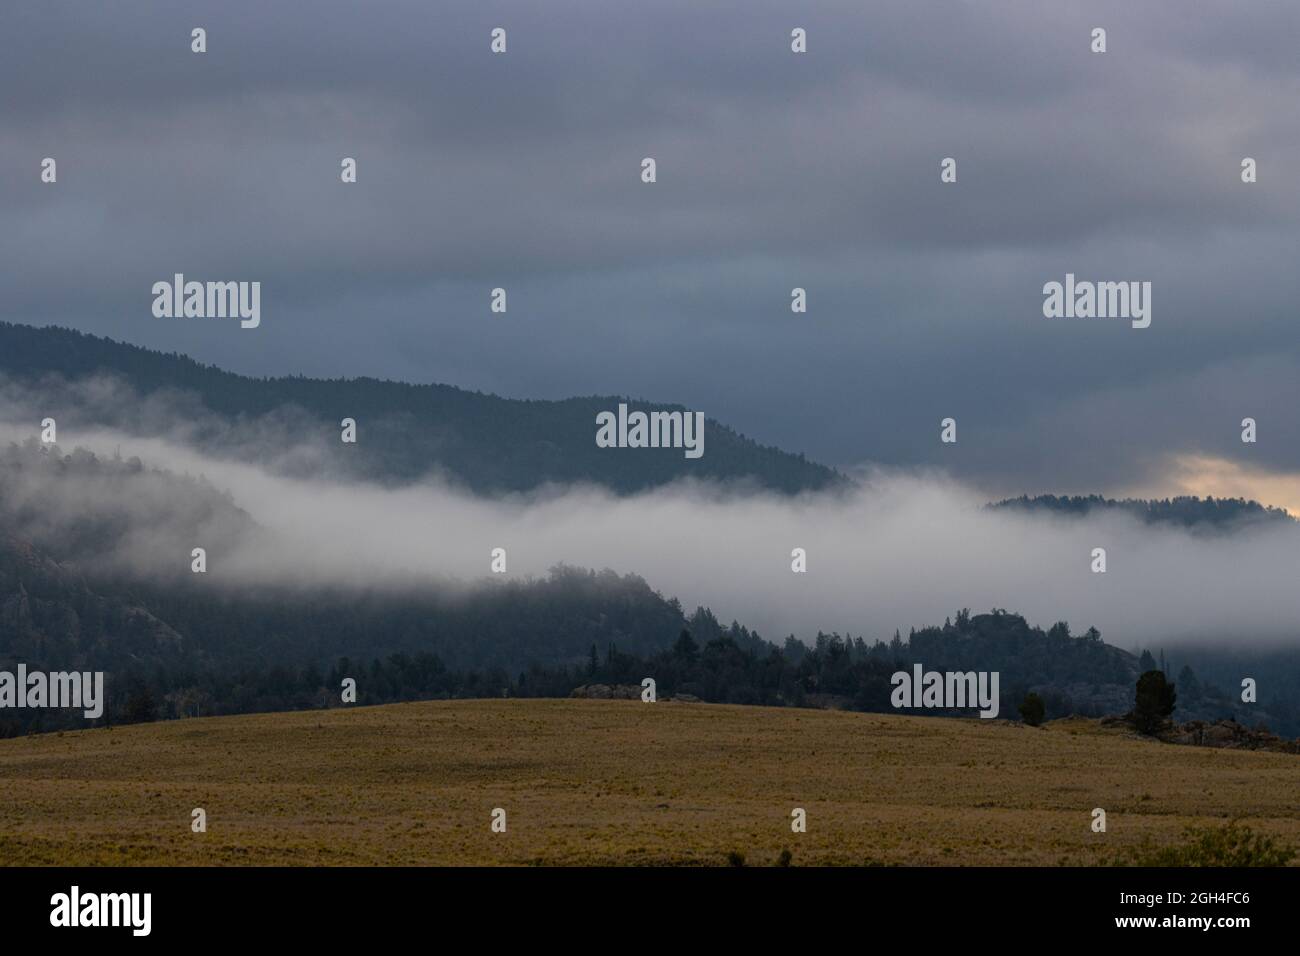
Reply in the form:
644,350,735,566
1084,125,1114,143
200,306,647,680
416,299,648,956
3,0,1298,504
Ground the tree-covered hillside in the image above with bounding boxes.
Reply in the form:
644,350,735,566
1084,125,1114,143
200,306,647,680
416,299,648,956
0,322,841,494
990,494,1294,529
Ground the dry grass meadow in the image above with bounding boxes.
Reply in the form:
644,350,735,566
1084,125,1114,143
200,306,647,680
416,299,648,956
1,698,1298,866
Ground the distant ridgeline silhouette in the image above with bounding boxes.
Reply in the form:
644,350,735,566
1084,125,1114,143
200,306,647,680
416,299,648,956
0,322,841,494
989,494,1294,529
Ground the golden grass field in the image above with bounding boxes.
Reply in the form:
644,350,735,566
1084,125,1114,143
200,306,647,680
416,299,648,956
0,698,1297,866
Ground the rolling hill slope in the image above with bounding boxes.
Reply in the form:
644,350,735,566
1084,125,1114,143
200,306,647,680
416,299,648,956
1,698,1296,866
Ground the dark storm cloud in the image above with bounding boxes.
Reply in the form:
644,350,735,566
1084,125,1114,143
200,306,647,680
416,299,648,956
1,0,1297,494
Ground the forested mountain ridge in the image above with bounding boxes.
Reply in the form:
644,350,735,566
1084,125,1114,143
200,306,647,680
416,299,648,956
990,494,1295,529
2,328,1296,736
0,322,841,494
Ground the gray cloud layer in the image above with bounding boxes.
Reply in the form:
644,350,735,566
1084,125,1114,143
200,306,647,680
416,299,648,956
2,1,1298,493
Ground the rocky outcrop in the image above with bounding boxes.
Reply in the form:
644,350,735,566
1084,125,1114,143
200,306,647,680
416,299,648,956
1164,718,1300,754
1101,713,1300,753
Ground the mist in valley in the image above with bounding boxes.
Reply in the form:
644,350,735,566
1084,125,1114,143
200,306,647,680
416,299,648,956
2,376,1297,652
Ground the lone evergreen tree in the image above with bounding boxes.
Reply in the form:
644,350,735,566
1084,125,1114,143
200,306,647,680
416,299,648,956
1018,692,1046,727
1133,670,1177,734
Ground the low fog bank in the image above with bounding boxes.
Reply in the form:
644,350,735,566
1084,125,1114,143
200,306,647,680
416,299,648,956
1,414,1297,651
